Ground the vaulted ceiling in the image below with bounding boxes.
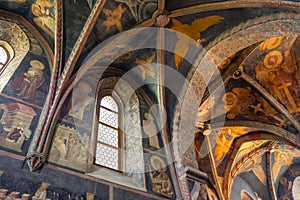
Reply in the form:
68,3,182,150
1,0,300,200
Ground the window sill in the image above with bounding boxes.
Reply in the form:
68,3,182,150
86,165,147,192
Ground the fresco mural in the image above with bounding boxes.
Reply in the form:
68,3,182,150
11,60,45,100
0,103,35,152
170,16,224,69
277,163,300,200
212,127,247,163
142,113,160,149
0,0,55,48
243,35,300,119
0,13,52,156
135,53,156,81
49,124,89,171
31,0,55,37
149,155,174,197
271,144,300,186
1,0,300,200
103,4,126,32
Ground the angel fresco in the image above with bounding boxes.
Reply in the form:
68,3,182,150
103,4,125,32
170,16,224,69
11,60,45,100
135,53,156,81
31,0,55,37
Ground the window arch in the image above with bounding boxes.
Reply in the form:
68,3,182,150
0,40,14,77
95,95,121,171
87,77,146,191
0,45,9,69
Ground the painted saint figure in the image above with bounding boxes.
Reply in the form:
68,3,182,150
31,0,55,37
11,60,45,100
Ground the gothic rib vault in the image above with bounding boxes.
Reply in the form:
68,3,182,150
0,0,299,200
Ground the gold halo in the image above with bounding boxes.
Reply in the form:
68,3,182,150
263,50,283,69
30,60,45,70
260,37,283,50
150,155,165,171
78,82,92,93
266,37,283,49
31,4,42,17
222,92,238,105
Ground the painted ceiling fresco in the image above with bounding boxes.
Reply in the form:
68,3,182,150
0,0,300,200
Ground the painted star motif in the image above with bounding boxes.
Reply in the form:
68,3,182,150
135,53,156,81
103,4,126,32
115,0,146,22
170,16,224,69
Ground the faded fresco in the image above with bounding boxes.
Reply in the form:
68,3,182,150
0,15,51,154
0,0,300,199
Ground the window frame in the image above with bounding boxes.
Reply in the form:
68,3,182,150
94,90,125,172
0,43,13,76
86,77,146,191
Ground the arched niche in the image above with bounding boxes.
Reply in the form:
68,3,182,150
0,12,53,154
48,75,146,191
0,17,30,92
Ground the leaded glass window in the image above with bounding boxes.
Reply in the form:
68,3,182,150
95,95,120,170
0,46,8,70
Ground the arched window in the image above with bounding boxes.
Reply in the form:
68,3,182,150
0,45,9,73
95,95,121,171
87,77,146,191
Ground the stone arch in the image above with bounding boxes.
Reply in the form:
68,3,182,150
171,12,300,199
0,18,30,92
87,76,146,190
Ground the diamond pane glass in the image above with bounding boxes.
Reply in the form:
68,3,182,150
101,96,118,112
99,107,118,128
95,143,118,170
98,124,118,147
0,46,7,64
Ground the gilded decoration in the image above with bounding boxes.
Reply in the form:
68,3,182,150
232,140,267,167
31,0,55,37
213,127,247,162
222,87,285,126
259,36,283,51
170,16,224,69
149,155,174,197
255,45,300,114
103,4,125,32
271,144,300,182
135,53,156,81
